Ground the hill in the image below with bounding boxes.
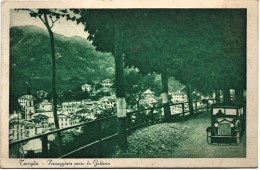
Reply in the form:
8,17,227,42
10,25,115,105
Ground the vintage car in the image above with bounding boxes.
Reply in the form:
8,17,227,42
206,103,246,144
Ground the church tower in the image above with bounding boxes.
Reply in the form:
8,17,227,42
24,83,35,120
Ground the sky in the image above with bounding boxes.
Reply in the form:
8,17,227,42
10,9,89,38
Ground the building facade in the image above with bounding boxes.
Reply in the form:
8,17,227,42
82,83,92,92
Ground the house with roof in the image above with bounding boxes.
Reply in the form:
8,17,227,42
38,100,52,112
9,118,26,141
82,83,92,92
101,78,113,88
169,90,187,103
70,114,81,126
62,101,81,113
76,108,96,120
58,113,71,129
140,89,158,107
143,89,154,97
33,114,49,128
18,95,36,109
9,119,43,141
81,99,93,106
99,96,116,109
34,110,54,125
17,94,36,121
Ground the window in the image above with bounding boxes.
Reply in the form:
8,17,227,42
226,109,237,115
61,123,63,126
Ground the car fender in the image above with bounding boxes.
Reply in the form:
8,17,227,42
235,120,241,130
206,127,213,132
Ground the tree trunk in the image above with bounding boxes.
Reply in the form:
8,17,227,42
161,69,171,121
114,16,127,151
136,97,140,111
186,83,194,115
223,88,231,103
235,88,243,102
44,13,62,156
215,88,220,103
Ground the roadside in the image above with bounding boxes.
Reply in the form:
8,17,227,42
110,111,246,158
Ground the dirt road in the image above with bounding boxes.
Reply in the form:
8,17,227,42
111,111,246,158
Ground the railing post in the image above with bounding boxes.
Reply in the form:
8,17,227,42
97,120,103,157
118,117,127,150
182,103,185,122
127,113,132,134
206,100,209,112
42,135,48,158
150,108,154,124
57,131,63,156
195,101,198,114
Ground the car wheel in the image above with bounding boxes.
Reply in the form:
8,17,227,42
236,131,240,144
207,131,211,144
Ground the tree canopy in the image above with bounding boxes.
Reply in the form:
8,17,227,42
77,9,246,100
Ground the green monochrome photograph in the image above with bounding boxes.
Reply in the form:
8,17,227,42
8,8,247,159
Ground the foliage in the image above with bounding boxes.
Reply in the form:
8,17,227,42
125,123,190,157
95,108,116,119
124,70,160,109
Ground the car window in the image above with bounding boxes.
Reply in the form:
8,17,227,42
240,108,243,115
225,109,237,115
213,108,224,115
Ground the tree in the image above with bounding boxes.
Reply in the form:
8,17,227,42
166,10,246,105
17,9,69,155
220,10,246,103
124,70,160,110
78,9,128,150
123,10,176,119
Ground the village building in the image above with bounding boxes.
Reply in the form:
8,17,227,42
62,101,81,113
34,107,55,125
58,113,71,129
76,108,96,120
143,89,154,97
33,114,49,128
101,78,113,88
21,138,43,155
70,115,81,126
81,99,93,106
170,105,183,115
38,100,52,112
140,89,158,107
18,95,36,109
9,118,43,141
170,91,187,103
82,83,92,92
99,96,117,109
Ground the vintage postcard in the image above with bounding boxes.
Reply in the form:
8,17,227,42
0,0,258,168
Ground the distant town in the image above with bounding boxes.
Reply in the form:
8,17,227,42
9,77,207,143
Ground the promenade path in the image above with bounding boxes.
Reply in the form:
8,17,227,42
110,111,246,158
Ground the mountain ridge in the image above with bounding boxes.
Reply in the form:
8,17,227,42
10,25,115,98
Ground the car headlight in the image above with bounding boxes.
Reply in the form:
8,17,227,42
214,123,218,127
230,123,234,128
